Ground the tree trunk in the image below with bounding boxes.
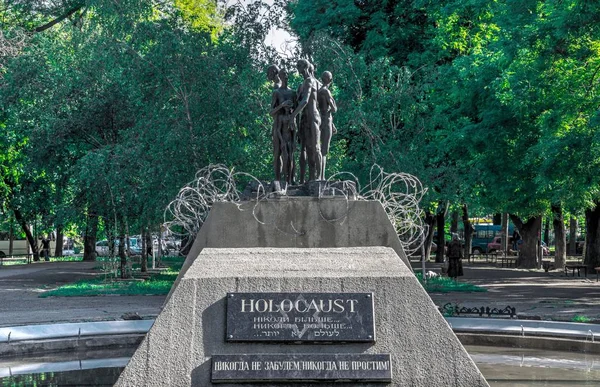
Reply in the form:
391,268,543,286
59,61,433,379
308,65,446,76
510,214,542,269
125,218,131,260
450,211,459,234
55,224,64,257
501,213,508,254
584,202,600,269
552,205,566,269
146,230,153,268
8,222,14,256
424,210,436,261
569,216,578,255
435,202,448,263
492,213,501,225
157,224,163,267
13,209,38,261
543,217,550,245
119,219,127,279
462,204,474,257
141,227,148,273
83,212,98,261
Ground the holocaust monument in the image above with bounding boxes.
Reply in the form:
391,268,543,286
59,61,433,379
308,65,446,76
116,60,488,386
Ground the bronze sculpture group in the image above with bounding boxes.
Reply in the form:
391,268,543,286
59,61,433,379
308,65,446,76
269,59,337,185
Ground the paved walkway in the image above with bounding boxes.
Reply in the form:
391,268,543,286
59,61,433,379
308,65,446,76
417,262,600,322
2,260,600,327
0,262,164,327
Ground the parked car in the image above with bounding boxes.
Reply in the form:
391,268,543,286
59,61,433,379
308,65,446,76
487,236,513,253
96,238,142,256
541,241,550,256
487,236,549,255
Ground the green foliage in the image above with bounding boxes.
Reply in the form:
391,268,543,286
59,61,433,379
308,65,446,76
415,272,487,293
39,276,174,297
39,258,183,297
174,0,222,40
571,314,591,323
3,0,600,269
1,0,277,242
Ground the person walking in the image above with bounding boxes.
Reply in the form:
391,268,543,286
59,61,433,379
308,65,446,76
512,229,521,252
447,235,464,280
40,235,51,262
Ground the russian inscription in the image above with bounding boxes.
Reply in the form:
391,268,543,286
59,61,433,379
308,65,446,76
226,292,375,342
211,353,392,383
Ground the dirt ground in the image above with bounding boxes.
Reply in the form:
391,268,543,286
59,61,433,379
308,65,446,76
2,260,600,327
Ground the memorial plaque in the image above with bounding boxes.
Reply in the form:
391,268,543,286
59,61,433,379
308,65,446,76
211,353,392,383
226,292,375,342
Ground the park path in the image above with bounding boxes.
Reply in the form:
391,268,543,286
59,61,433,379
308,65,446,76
2,261,600,327
0,261,165,327
423,263,600,322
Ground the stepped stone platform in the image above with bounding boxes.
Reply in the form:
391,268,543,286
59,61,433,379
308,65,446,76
116,247,488,386
117,199,487,386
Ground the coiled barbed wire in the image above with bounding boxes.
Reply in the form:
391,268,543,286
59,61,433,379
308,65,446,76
0,30,28,75
165,164,426,255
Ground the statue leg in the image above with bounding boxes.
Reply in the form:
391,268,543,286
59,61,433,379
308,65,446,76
312,122,322,181
290,130,296,184
320,123,332,180
273,129,282,182
299,142,307,185
280,139,289,185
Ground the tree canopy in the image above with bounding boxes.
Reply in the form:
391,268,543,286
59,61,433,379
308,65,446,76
2,0,600,268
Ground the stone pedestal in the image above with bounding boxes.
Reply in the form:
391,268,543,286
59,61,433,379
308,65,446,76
173,199,412,298
116,247,488,386
116,199,488,386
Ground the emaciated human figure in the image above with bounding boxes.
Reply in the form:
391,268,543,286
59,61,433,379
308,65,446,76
317,71,337,180
292,59,321,182
269,69,297,185
267,64,281,89
267,64,282,181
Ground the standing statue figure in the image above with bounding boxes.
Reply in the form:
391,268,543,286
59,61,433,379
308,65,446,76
292,59,321,182
317,71,337,180
269,69,297,185
267,64,282,181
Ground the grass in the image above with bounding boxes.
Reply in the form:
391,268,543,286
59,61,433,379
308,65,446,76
572,315,592,323
39,256,184,298
0,255,83,266
415,273,487,293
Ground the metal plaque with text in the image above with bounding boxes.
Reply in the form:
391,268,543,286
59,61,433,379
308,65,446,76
211,353,392,383
225,292,375,342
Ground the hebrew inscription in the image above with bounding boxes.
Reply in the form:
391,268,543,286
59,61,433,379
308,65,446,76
225,292,375,342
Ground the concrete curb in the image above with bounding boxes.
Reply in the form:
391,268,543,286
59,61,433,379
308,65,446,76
3,318,600,358
457,333,600,355
0,334,145,358
447,317,600,340
0,320,153,343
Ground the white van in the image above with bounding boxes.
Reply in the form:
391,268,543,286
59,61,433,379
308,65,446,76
0,239,30,257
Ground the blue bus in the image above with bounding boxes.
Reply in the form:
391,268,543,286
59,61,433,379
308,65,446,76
471,224,514,254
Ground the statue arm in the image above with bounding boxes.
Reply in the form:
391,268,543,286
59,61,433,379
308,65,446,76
292,79,312,117
269,91,281,117
328,90,337,113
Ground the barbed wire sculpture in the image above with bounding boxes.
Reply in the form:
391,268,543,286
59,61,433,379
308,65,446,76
0,30,28,78
165,164,426,255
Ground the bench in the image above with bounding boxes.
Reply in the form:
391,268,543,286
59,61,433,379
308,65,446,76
0,254,34,265
498,256,517,268
468,252,503,264
542,260,555,272
564,264,587,277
